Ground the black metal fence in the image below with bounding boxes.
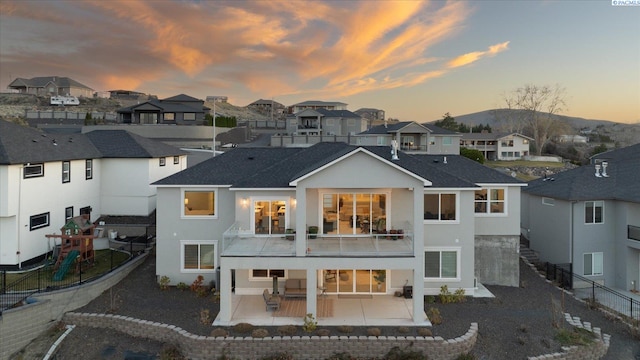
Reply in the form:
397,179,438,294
542,262,640,322
0,248,133,315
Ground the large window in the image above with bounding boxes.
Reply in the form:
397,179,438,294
425,249,459,279
85,159,93,180
164,113,175,121
159,157,166,166
30,212,50,231
181,241,216,272
585,201,603,224
254,199,287,234
443,137,452,145
475,188,505,214
424,193,457,221
62,161,70,183
24,163,44,178
583,252,603,276
322,192,387,235
629,225,640,241
65,206,73,221
184,113,196,121
251,269,286,279
184,190,216,217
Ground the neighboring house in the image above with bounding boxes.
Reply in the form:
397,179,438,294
556,134,588,144
7,76,94,98
354,108,386,126
116,94,210,125
287,100,348,114
108,89,151,101
521,144,640,291
0,120,187,269
206,96,228,103
247,99,286,118
285,108,365,136
153,142,524,325
354,122,462,155
460,133,532,161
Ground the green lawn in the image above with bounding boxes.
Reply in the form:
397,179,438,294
3,249,131,291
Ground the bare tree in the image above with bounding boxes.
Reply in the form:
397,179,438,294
500,84,568,155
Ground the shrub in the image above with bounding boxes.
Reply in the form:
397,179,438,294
427,307,442,325
251,328,269,338
397,326,411,334
417,327,433,337
200,309,211,325
555,327,595,346
159,276,170,290
160,345,186,360
316,328,331,336
302,313,317,332
210,328,229,337
337,325,354,333
277,325,297,336
260,353,294,360
232,322,254,334
191,275,205,293
456,353,477,360
425,295,436,304
384,346,427,360
439,285,466,304
366,327,382,336
176,282,188,291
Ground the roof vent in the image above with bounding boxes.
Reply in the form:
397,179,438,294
443,156,447,164
391,139,399,161
594,164,601,177
601,161,609,177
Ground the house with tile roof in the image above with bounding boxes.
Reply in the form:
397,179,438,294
7,76,94,98
521,143,640,291
116,94,210,125
0,120,186,268
460,132,532,161
153,142,524,325
355,121,462,155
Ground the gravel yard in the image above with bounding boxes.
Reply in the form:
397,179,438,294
12,250,640,360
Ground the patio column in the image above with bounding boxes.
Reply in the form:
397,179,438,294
412,185,425,323
218,263,233,323
306,268,318,318
295,188,307,256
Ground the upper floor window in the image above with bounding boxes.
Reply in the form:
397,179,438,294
585,201,603,224
30,212,50,231
184,113,196,121
173,156,180,165
85,159,93,180
24,163,44,178
583,252,603,276
181,240,216,272
443,137,452,145
628,225,640,241
159,157,166,166
164,113,175,121
376,136,386,146
62,161,70,183
254,199,287,235
65,206,73,221
424,193,457,221
475,188,505,214
501,140,514,147
523,139,529,144
425,248,459,279
542,197,555,206
322,192,387,235
184,190,216,217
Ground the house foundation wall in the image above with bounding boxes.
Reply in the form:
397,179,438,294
474,235,519,287
63,312,478,360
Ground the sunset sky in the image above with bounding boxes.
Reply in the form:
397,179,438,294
1,1,638,123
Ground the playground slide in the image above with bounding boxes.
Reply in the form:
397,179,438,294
53,250,79,281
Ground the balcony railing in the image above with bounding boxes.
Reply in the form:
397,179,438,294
221,223,414,257
400,145,427,152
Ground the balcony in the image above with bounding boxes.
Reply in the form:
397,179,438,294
221,223,413,257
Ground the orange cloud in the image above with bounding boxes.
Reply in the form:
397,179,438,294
447,41,510,68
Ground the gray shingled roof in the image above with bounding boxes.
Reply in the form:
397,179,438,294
153,142,516,189
117,99,205,114
0,120,102,164
9,76,93,91
0,120,184,165
293,100,348,107
460,132,533,140
162,94,203,102
314,108,360,118
84,130,187,158
357,122,414,135
525,144,640,203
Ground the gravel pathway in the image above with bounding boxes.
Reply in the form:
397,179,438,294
14,250,640,359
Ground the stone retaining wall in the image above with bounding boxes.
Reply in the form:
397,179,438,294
0,253,147,360
63,313,478,360
528,313,611,360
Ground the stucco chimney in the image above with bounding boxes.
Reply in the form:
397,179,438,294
595,164,601,177
601,161,609,177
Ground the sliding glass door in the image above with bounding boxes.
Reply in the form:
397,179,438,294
322,269,387,294
321,192,386,235
254,200,286,234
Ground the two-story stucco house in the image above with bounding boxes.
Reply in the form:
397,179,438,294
153,142,524,325
285,108,365,136
521,144,640,292
116,94,210,125
354,122,462,155
460,133,532,161
0,120,186,269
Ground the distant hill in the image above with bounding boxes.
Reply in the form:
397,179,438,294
428,109,640,147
